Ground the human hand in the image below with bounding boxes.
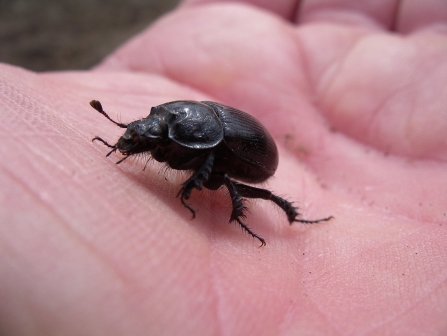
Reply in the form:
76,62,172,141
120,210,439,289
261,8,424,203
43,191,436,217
1,0,446,334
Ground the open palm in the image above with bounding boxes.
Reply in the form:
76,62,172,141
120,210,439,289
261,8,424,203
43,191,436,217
1,0,446,335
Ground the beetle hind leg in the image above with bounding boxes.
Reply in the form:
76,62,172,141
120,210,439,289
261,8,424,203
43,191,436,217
271,195,333,224
233,182,333,225
223,175,266,247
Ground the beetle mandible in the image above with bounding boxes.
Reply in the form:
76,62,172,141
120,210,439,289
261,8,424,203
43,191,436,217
90,100,333,246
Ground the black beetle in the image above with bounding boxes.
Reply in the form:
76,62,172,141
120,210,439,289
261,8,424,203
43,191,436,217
90,100,332,246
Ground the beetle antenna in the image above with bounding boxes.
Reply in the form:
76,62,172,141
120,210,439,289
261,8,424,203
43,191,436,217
90,100,128,128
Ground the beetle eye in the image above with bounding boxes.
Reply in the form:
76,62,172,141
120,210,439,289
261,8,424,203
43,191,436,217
145,118,167,138
128,129,139,142
149,125,162,136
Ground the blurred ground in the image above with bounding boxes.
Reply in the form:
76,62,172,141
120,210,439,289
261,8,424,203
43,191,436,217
0,0,180,71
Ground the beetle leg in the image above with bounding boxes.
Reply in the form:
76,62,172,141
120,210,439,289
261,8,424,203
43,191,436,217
232,182,334,225
93,136,119,157
223,175,266,247
92,136,132,164
92,136,115,149
177,152,215,219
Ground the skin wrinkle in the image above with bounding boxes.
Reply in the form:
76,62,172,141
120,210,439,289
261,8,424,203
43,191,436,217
389,0,402,32
304,27,377,106
300,0,402,29
132,33,166,74
367,81,415,152
100,3,311,108
2,157,204,334
4,121,74,183
293,0,305,23
291,28,314,101
279,264,340,335
314,29,447,159
0,92,168,292
332,161,445,226
367,277,447,335
182,0,301,20
209,247,233,336
201,243,222,336
302,8,383,30
2,76,84,146
289,0,301,23
1,165,135,288
0,250,37,335
2,102,108,202
311,225,446,334
402,91,417,152
215,278,235,336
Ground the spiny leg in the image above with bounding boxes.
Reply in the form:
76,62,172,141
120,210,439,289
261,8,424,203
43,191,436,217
223,175,266,247
92,136,114,148
177,151,215,219
92,136,118,156
233,182,333,224
92,136,130,164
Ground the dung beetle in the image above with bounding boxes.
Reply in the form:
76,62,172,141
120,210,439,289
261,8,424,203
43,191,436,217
90,100,333,246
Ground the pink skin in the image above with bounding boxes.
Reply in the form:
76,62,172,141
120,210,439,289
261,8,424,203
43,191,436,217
1,0,447,334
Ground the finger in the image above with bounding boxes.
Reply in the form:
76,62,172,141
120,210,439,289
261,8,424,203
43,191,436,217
303,30,447,160
299,0,447,33
180,0,300,20
96,5,316,128
298,0,400,29
395,0,447,33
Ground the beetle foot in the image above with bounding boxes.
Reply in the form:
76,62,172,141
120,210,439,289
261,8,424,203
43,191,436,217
270,196,301,223
293,215,334,225
270,195,334,225
234,218,266,247
177,176,207,219
177,186,196,219
279,199,334,224
180,195,196,219
223,174,265,246
230,195,265,246
230,181,333,226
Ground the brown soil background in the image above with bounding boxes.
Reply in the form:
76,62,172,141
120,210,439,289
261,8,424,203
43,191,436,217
0,0,180,71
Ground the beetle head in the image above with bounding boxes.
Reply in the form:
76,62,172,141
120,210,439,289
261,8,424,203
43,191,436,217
116,116,167,155
91,100,167,163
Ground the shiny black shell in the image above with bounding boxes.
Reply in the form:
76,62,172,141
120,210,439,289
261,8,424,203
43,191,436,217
148,101,278,184
201,101,278,183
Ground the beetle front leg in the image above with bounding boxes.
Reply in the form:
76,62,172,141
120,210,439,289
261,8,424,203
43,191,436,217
177,152,215,218
223,175,266,247
233,182,334,224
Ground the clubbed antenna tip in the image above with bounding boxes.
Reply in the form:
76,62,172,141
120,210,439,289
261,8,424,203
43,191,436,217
90,100,104,112
89,100,128,128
